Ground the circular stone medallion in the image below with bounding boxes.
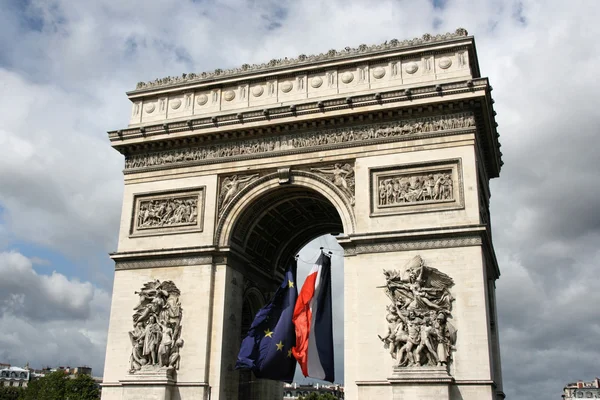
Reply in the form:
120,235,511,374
170,99,182,110
404,62,419,74
372,67,386,79
196,94,208,106
341,72,354,84
438,57,453,69
224,90,236,101
280,81,293,93
145,103,156,113
251,85,264,97
311,76,323,88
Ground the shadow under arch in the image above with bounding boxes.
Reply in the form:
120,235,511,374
216,170,355,278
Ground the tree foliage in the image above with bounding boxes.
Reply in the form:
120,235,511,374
0,386,25,400
65,374,100,400
18,371,100,400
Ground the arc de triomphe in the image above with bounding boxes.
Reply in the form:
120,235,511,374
101,29,504,400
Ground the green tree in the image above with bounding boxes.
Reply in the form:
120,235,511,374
65,374,100,400
0,386,25,400
22,371,66,400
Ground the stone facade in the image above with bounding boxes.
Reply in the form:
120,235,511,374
102,29,503,400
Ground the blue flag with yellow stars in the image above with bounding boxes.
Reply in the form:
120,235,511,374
235,260,298,382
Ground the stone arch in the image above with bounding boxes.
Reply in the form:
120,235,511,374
216,171,355,275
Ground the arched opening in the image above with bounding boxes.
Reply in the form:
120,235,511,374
228,185,345,280
228,183,346,400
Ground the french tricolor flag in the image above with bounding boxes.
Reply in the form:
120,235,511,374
292,252,335,382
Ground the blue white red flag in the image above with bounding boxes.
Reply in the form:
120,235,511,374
235,260,298,382
292,252,335,382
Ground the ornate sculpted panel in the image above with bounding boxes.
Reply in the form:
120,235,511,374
218,173,261,216
130,188,204,236
370,159,463,216
124,113,475,171
310,163,355,205
129,280,183,374
378,256,456,369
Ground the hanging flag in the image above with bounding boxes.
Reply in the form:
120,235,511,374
292,252,335,382
235,260,298,382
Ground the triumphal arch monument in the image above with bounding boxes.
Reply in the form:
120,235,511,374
101,29,504,400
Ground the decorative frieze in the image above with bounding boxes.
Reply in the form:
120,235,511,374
129,280,183,374
378,256,456,369
370,160,463,216
130,188,204,236
125,113,475,171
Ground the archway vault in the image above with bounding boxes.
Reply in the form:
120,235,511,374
216,171,354,278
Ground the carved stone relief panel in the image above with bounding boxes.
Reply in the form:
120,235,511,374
370,159,463,216
378,256,456,369
129,280,183,375
125,113,475,171
309,162,355,206
217,173,261,216
130,187,205,237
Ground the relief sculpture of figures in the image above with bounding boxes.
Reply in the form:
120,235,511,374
311,163,355,205
129,280,183,373
125,113,475,171
378,171,453,207
137,197,198,229
219,174,259,213
378,256,456,368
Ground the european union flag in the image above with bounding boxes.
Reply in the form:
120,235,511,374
235,260,298,382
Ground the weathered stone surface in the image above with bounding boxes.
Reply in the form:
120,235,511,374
102,29,503,400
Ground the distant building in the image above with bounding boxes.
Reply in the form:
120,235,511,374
0,366,30,388
562,378,600,398
283,382,344,399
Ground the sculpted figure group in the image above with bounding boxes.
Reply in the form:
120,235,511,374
128,280,183,373
125,114,475,170
137,197,198,229
378,256,456,368
378,172,453,206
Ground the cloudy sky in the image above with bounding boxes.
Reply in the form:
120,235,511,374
0,0,599,398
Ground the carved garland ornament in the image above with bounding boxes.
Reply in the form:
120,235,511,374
125,113,475,171
129,280,183,374
378,256,456,368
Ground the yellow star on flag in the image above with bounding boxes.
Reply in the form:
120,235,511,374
288,280,294,288
264,329,273,338
287,349,293,358
276,341,284,351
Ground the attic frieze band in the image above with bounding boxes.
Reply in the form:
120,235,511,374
132,29,469,92
112,78,489,142
124,112,475,172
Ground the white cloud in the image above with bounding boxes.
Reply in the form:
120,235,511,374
0,251,110,374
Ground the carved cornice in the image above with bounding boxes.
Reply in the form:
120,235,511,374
132,29,469,92
115,255,213,271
